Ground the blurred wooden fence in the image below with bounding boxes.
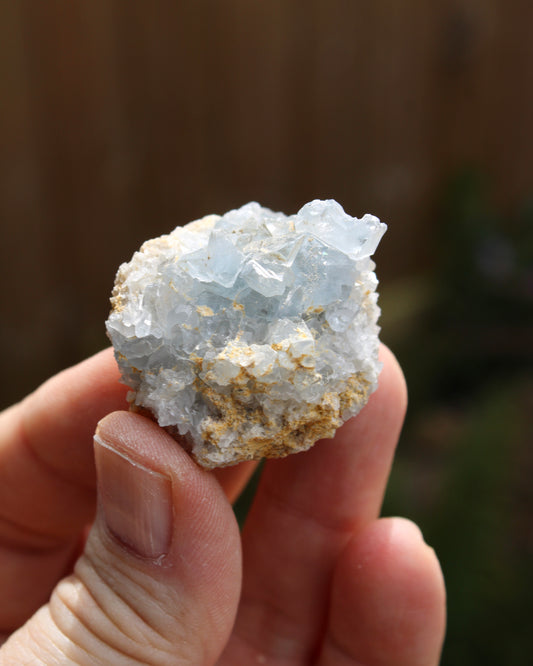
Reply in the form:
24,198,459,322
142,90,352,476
1,0,532,404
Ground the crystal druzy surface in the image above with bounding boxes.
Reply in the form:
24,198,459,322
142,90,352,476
106,200,387,468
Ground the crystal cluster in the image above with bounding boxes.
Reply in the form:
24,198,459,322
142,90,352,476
106,200,387,468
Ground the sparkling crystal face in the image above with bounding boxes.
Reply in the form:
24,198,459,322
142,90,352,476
106,200,387,468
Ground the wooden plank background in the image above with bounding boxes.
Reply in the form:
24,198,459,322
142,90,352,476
1,0,532,405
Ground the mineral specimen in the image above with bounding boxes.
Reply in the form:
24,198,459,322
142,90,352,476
106,200,387,468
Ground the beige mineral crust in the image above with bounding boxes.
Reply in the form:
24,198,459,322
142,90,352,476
106,200,387,468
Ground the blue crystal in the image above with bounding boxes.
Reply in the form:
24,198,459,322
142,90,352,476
106,200,387,467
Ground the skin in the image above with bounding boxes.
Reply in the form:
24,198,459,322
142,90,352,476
0,345,446,665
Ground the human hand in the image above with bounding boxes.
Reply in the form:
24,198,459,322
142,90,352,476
0,346,445,665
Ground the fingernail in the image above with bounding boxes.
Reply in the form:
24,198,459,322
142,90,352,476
94,434,173,559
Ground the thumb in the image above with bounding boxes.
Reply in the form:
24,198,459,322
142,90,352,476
1,412,242,666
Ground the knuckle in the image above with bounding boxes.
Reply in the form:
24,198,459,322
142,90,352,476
45,552,187,665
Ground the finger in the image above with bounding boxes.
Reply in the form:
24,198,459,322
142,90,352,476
0,349,129,632
0,348,128,545
220,345,408,664
317,518,446,666
1,412,242,665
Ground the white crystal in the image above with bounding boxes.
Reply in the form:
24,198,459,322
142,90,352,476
106,199,387,468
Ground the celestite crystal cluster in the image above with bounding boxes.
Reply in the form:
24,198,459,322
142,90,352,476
106,200,387,468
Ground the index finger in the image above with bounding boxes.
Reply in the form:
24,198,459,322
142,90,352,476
0,349,130,632
0,348,129,545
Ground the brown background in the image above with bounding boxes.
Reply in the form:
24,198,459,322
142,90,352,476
1,0,532,404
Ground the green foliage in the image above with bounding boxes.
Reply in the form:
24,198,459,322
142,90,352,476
383,170,533,664
385,382,532,665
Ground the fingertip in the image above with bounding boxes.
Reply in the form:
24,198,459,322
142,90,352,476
325,517,446,666
95,410,153,447
95,409,129,437
344,516,446,613
377,343,408,420
377,517,447,663
95,411,190,471
382,516,446,610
